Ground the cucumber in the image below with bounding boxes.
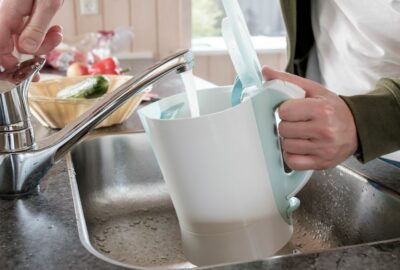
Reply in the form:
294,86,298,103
56,75,110,99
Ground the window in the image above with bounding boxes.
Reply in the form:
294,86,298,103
192,0,286,53
192,0,224,38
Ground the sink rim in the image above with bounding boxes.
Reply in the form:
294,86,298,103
66,132,400,269
68,152,138,270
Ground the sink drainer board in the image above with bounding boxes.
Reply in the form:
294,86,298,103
68,132,400,269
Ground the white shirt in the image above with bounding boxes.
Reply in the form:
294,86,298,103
310,0,400,162
311,0,400,96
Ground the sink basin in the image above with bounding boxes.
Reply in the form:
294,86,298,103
67,133,400,269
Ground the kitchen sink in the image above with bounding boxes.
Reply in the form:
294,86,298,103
67,132,400,269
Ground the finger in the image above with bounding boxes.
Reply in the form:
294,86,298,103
18,0,63,53
262,66,325,97
281,138,316,155
278,98,322,121
0,19,12,52
0,39,14,55
283,152,322,170
0,54,19,69
0,0,31,52
279,121,320,140
34,25,63,55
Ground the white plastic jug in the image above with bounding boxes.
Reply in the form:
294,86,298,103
139,80,313,266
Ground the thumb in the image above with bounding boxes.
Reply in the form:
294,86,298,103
262,66,325,98
18,0,63,53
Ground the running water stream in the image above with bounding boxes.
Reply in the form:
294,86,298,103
180,70,200,118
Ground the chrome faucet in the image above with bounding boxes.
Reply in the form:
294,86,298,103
0,50,194,197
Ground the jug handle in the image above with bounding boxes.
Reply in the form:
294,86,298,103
265,80,313,215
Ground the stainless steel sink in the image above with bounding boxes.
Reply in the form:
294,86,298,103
67,132,400,269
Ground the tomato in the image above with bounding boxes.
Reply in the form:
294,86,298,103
67,57,128,77
90,57,121,75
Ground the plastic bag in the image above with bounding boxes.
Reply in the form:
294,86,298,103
46,27,134,71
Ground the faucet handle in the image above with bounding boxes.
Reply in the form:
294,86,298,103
0,57,46,89
0,57,46,153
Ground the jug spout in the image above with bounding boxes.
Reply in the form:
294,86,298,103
0,50,194,197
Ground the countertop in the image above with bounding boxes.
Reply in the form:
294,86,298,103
1,73,400,270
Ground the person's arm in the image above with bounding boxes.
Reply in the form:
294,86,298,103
262,67,400,170
341,78,400,162
0,0,63,68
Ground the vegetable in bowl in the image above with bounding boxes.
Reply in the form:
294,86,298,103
56,75,110,99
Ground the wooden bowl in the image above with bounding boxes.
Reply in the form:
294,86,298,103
28,75,149,129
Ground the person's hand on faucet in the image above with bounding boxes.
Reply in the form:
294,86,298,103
263,66,359,170
0,0,63,69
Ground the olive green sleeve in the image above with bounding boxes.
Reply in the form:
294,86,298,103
341,78,400,163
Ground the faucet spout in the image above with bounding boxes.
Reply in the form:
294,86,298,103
0,50,194,197
41,50,194,160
